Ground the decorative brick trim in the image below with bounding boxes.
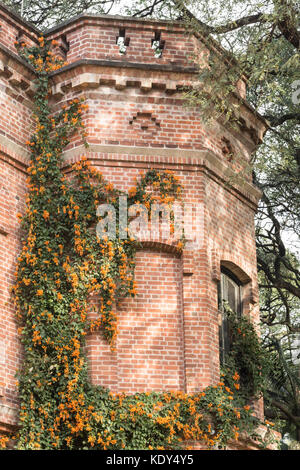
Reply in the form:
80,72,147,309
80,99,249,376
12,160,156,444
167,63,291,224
0,403,18,427
62,145,262,207
136,240,182,256
182,249,194,276
0,135,30,170
221,260,252,285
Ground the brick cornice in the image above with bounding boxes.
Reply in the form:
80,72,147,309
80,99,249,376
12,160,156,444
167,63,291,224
0,131,261,208
0,42,35,74
0,40,267,149
45,13,186,36
62,144,262,208
50,58,199,77
0,134,29,173
0,403,18,427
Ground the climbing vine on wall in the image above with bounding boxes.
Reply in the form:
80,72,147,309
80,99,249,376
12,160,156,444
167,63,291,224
0,38,273,450
221,304,271,400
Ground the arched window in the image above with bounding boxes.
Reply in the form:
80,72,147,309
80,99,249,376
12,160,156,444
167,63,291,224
218,267,243,365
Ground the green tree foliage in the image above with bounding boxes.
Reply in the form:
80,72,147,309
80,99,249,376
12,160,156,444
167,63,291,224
263,338,300,441
2,0,119,29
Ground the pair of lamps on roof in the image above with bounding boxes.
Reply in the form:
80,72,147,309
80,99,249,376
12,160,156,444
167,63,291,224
116,29,165,58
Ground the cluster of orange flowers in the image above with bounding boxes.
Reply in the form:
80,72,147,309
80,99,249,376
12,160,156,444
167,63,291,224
16,37,68,73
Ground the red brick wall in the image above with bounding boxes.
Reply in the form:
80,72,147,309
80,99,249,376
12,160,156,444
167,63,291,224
0,6,38,51
0,6,266,433
0,155,27,430
87,250,185,393
0,74,33,148
49,18,197,67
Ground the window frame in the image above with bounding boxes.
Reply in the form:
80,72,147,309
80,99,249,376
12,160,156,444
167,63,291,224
218,267,243,366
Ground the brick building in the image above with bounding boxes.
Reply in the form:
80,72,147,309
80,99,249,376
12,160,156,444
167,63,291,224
0,3,275,448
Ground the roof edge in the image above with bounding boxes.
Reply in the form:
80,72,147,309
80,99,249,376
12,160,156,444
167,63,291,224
44,12,184,36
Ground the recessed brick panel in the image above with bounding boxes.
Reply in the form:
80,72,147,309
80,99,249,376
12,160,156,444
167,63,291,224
87,250,185,393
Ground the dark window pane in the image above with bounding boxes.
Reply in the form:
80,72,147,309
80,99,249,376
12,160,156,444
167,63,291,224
227,278,237,312
219,269,243,365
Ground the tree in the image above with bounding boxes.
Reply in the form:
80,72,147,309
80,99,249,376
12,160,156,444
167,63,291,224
263,338,300,442
2,0,119,29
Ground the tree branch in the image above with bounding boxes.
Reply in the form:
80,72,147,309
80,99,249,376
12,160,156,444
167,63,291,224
264,113,300,127
275,0,300,49
172,1,265,34
271,400,300,428
213,14,265,34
